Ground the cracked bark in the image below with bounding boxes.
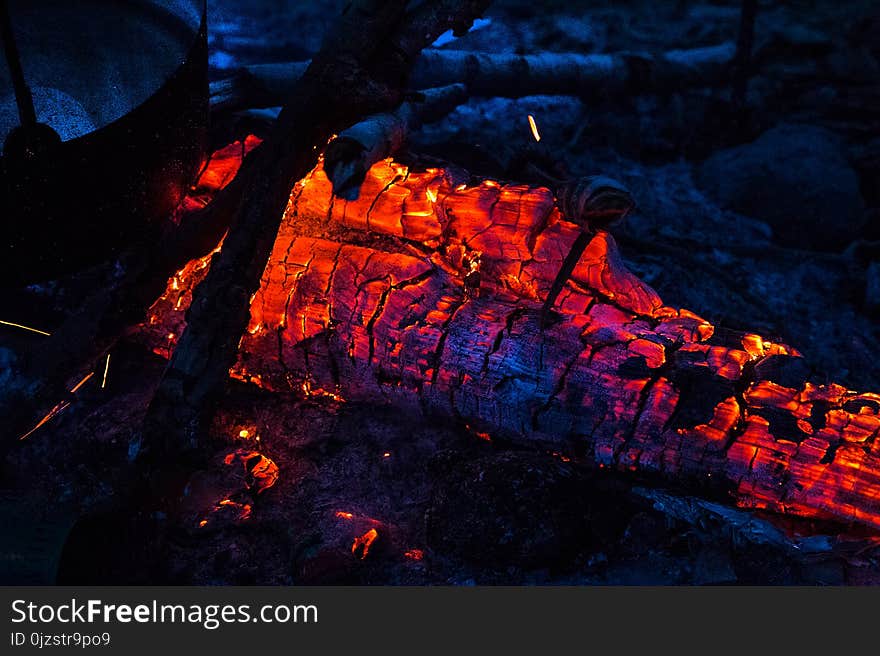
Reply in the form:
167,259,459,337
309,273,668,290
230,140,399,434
142,156,880,530
139,0,493,468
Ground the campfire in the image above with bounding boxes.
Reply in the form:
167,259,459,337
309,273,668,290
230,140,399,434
2,0,879,586
135,135,880,534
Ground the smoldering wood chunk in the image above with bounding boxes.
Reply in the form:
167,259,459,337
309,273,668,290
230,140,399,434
426,452,593,568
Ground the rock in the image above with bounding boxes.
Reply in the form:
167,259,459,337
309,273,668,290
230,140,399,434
693,546,737,585
798,558,845,586
696,124,865,250
621,511,671,554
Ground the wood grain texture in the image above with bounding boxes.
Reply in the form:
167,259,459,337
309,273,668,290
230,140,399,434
141,153,880,531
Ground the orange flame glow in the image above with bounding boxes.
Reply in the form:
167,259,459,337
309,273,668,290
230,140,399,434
404,549,424,561
527,114,541,142
18,371,95,441
136,144,880,533
351,528,379,560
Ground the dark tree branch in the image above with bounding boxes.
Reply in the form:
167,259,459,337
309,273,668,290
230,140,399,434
324,83,467,198
732,0,758,113
210,43,736,113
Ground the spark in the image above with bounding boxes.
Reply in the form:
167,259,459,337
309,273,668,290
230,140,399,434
69,371,95,394
101,354,111,389
0,319,50,336
383,452,391,458
18,402,69,441
527,114,541,142
19,371,95,440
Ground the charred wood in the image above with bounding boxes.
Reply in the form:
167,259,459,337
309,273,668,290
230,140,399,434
210,43,737,113
0,136,263,455
324,84,468,199
141,157,880,531
139,0,492,466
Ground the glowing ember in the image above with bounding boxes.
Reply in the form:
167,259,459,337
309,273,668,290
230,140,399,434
238,429,250,439
404,549,424,561
335,511,354,520
465,424,492,442
137,138,261,355
174,135,262,220
351,528,379,560
224,449,279,494
300,379,345,402
217,498,253,520
246,454,279,494
383,452,391,458
199,498,253,528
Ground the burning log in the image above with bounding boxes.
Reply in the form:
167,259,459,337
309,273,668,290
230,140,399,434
139,0,493,466
210,43,737,113
142,153,880,532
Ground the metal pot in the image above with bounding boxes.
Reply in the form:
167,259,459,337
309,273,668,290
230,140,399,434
0,0,208,286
